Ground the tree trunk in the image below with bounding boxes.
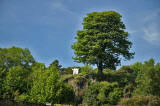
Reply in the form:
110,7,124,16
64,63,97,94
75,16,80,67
97,60,103,80
98,64,103,76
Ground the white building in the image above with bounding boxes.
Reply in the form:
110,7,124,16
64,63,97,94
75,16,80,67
72,68,79,75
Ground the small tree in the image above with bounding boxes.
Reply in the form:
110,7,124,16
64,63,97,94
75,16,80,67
49,59,62,71
29,66,74,104
4,66,30,99
134,59,160,96
72,11,134,75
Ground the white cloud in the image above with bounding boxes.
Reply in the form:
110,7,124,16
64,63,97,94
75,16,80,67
50,1,77,16
142,9,160,45
143,24,160,44
144,9,160,22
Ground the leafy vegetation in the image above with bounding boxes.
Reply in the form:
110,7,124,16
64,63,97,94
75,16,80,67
28,65,74,104
119,95,160,106
0,47,160,106
0,10,160,106
133,59,160,96
83,81,123,106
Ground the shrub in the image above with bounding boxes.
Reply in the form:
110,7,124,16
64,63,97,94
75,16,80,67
99,69,136,88
80,65,94,74
83,81,123,106
119,95,160,106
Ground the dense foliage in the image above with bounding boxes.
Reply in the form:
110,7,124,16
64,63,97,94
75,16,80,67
4,65,31,99
0,46,34,99
133,59,160,96
0,47,160,105
0,47,74,105
83,81,123,106
28,66,74,104
119,95,160,106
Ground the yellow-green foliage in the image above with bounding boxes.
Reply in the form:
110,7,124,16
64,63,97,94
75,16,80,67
54,104,73,106
119,95,160,106
14,93,28,102
4,66,30,99
80,65,94,74
28,66,74,104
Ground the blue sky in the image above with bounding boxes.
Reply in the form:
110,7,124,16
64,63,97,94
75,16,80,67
0,0,160,68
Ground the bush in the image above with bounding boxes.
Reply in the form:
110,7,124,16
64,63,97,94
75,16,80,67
119,95,160,106
99,69,136,88
83,81,123,106
80,65,94,74
61,67,73,75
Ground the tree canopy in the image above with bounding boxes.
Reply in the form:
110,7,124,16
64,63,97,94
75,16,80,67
0,46,35,69
49,59,62,71
72,11,134,75
0,46,35,97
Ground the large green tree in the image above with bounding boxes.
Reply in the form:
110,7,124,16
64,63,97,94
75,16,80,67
72,11,134,75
